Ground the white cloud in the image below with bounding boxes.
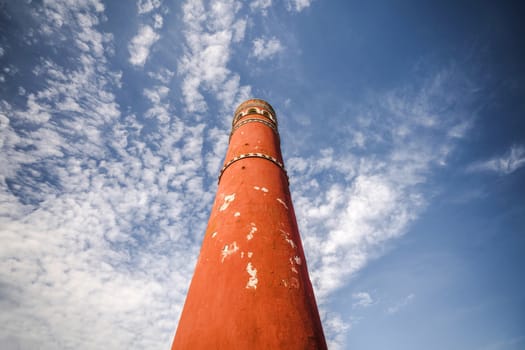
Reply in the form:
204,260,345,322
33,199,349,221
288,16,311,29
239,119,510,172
286,0,312,12
128,25,160,67
143,85,169,104
250,0,272,14
153,13,163,29
178,0,251,113
448,120,472,138
252,36,283,60
288,67,478,301
467,144,525,175
137,0,161,14
0,1,212,349
232,18,247,43
352,292,374,308
387,293,415,314
323,313,351,350
143,85,172,123
147,67,174,83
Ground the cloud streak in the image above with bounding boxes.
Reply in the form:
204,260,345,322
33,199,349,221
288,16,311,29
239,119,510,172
286,0,313,12
467,144,525,175
387,293,415,314
352,292,374,308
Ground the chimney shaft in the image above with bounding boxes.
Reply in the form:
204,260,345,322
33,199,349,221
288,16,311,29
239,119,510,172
172,99,327,349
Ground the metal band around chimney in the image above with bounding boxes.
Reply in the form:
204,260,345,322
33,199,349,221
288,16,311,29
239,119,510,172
230,118,279,142
218,152,288,183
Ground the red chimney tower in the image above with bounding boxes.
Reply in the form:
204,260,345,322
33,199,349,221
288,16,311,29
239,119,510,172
172,99,327,349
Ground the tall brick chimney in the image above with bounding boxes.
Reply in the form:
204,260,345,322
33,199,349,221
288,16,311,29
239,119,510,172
172,99,327,349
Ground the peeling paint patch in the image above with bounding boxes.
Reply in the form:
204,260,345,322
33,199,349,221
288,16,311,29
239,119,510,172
253,186,268,193
241,252,245,258
247,223,257,240
281,277,299,289
280,229,296,249
219,194,236,211
294,256,302,265
221,242,239,262
234,212,240,217
277,198,289,209
211,232,218,238
288,255,301,275
247,252,253,258
246,263,258,289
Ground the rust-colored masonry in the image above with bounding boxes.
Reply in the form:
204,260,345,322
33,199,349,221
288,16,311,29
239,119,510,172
171,99,327,349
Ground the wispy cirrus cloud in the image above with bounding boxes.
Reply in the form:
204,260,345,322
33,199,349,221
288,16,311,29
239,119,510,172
352,292,374,308
467,144,525,175
286,0,313,12
287,66,478,302
387,293,415,314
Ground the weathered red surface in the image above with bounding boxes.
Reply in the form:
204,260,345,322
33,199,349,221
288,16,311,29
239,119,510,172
171,99,327,349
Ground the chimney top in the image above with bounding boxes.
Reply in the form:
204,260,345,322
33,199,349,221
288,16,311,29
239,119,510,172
234,99,276,120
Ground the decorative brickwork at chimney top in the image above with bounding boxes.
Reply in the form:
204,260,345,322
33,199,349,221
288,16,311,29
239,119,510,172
172,99,327,349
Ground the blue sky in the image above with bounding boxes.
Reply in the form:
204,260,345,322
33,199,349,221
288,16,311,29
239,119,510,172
0,0,524,349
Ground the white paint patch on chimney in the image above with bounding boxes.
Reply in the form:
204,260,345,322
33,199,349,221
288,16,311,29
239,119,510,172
221,242,239,262
247,223,257,240
294,256,302,265
246,262,258,289
219,193,236,211
280,229,296,249
277,198,288,209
